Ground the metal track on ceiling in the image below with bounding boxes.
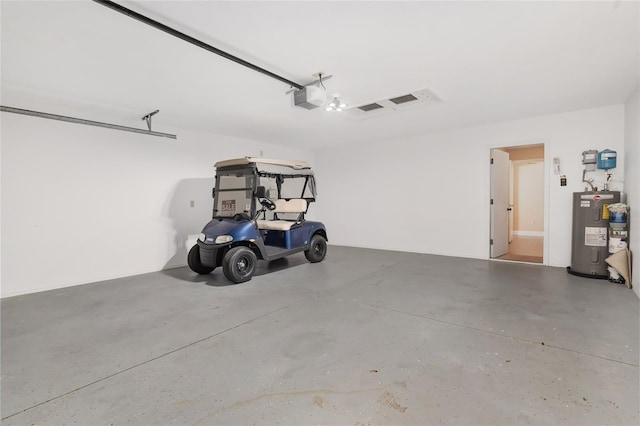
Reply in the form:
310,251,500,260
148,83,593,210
0,106,177,139
93,0,305,90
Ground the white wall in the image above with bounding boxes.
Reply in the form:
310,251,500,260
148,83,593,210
315,105,625,268
513,160,544,234
1,112,313,297
624,88,639,297
2,102,631,297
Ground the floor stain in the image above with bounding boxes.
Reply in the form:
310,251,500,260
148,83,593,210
192,381,408,424
605,400,619,409
313,396,324,408
173,399,192,408
378,391,407,413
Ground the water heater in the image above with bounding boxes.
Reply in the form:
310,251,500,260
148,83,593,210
568,191,620,278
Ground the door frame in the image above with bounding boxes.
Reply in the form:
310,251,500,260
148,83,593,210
488,140,549,265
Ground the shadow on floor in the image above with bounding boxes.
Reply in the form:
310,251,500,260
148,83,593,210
161,253,309,287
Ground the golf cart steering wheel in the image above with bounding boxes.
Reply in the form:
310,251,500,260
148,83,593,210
260,198,276,211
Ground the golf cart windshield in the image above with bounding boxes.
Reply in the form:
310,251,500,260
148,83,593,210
258,175,316,199
214,169,254,218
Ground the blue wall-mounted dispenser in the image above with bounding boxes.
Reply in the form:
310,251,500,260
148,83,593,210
597,149,617,170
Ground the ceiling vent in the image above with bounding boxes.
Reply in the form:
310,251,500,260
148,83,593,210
389,94,418,104
347,88,443,120
358,103,384,112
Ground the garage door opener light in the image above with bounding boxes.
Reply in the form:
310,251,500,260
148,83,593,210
325,95,347,112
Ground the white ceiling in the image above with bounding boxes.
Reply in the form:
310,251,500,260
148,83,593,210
2,1,638,149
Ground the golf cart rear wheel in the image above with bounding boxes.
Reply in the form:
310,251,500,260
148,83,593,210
305,235,327,263
188,245,215,274
223,246,257,283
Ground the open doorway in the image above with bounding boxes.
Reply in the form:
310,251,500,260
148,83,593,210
490,144,544,263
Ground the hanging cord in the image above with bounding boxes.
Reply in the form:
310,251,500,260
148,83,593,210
318,73,326,90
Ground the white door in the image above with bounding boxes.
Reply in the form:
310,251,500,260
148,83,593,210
490,149,510,258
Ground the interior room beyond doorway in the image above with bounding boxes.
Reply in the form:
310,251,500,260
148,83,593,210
491,144,544,264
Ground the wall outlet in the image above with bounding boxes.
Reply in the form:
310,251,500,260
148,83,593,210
190,200,195,207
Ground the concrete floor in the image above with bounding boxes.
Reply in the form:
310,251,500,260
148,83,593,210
2,246,638,425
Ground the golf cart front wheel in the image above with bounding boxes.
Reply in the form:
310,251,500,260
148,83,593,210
223,246,257,283
305,235,327,263
188,245,215,274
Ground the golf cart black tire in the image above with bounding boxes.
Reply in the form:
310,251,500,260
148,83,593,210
223,246,257,283
305,235,327,263
188,245,215,275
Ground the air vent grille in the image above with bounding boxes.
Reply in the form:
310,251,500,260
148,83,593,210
358,103,384,112
389,94,418,104
347,88,443,120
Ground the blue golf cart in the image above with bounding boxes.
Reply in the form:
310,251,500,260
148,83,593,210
188,157,328,283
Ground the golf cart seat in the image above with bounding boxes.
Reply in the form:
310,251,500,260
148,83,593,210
257,198,307,231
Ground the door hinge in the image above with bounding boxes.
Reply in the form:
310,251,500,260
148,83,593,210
490,158,494,165
490,198,494,205
490,239,494,245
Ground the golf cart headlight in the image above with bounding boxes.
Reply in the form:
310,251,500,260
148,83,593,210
198,233,206,242
215,235,233,244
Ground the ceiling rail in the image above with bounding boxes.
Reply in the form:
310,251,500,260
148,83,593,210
0,106,177,139
93,0,304,90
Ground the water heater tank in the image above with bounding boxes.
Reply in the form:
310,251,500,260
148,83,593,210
597,149,617,170
568,191,620,278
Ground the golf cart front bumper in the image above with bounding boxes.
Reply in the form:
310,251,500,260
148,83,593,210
196,241,227,268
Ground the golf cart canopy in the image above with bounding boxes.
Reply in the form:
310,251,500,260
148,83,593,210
215,157,314,176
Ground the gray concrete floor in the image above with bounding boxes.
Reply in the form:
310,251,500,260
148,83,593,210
2,246,639,425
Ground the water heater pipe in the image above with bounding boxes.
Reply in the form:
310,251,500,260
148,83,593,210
582,169,595,191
